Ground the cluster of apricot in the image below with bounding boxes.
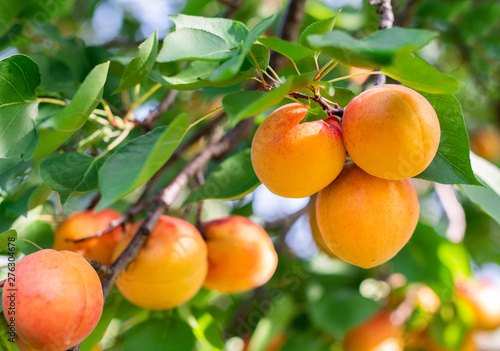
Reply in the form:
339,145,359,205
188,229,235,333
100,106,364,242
252,84,441,268
5,210,278,350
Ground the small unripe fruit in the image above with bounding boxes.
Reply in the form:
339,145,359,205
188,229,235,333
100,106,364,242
112,215,207,310
316,163,419,268
3,249,103,351
251,103,346,198
344,312,404,351
343,84,440,180
53,209,124,265
203,216,278,293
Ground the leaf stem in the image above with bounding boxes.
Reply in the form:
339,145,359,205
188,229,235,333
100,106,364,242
316,60,339,81
327,71,383,83
249,50,269,91
37,98,68,106
189,106,224,129
16,238,43,251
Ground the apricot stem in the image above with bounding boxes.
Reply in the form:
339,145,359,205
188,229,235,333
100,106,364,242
288,91,343,117
17,238,43,251
37,97,68,106
327,71,384,83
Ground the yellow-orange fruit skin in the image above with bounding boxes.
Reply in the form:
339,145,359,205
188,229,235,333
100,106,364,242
343,84,440,180
3,250,103,351
316,163,419,268
455,279,500,331
309,204,336,258
349,66,371,85
470,126,500,163
344,312,404,351
53,209,124,266
112,215,207,310
203,216,278,293
251,103,346,198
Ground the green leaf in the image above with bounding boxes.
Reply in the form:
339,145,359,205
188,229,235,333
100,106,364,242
0,230,16,252
169,14,249,49
157,28,234,63
249,294,297,351
97,114,189,211
210,15,274,82
115,31,158,93
299,98,328,123
299,14,338,48
258,37,315,62
0,54,40,172
308,27,438,68
0,314,19,351
28,61,110,159
391,223,454,301
415,93,481,185
222,78,294,124
459,153,500,226
318,83,355,108
381,55,459,93
17,221,53,255
81,294,122,351
40,153,103,205
183,149,260,205
0,1,27,36
150,61,218,90
123,317,195,351
309,288,378,338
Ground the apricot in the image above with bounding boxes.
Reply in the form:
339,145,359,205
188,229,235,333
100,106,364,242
3,249,103,351
53,209,124,266
112,215,207,310
251,103,346,198
316,163,419,268
455,279,500,330
344,312,404,351
343,84,440,180
309,203,336,257
203,216,278,293
470,125,500,163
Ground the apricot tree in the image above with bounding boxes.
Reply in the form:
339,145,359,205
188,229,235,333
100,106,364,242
0,0,500,350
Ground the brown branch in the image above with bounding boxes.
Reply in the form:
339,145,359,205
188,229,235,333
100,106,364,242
370,0,394,86
394,0,422,27
100,117,253,300
134,89,179,130
289,92,344,117
269,0,308,70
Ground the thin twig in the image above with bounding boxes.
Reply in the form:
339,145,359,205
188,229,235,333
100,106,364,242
136,89,179,130
289,92,344,117
369,0,394,85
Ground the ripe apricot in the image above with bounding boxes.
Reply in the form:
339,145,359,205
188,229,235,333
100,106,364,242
344,312,404,351
309,204,336,257
470,125,500,163
53,209,124,266
455,279,500,330
3,249,103,351
349,66,371,85
251,103,346,198
112,215,207,310
203,216,278,293
343,84,440,180
316,163,419,268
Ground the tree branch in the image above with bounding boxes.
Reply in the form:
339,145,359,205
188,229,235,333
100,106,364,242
289,92,344,117
269,0,308,70
370,0,394,86
134,89,179,130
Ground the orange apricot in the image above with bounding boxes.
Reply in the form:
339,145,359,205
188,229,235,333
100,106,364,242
112,215,207,310
470,125,500,163
343,84,440,180
53,209,124,266
455,279,500,330
309,203,336,257
203,216,278,293
316,163,419,268
344,312,404,351
3,249,103,351
251,103,346,198
349,66,371,85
